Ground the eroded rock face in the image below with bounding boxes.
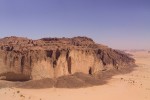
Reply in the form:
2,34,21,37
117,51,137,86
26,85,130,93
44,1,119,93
0,36,135,81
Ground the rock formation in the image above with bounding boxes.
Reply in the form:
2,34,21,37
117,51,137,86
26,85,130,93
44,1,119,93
0,36,135,81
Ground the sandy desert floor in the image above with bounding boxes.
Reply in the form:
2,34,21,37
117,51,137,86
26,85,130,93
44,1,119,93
0,51,150,100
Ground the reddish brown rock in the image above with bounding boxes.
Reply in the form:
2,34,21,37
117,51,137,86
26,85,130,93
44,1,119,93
0,36,135,81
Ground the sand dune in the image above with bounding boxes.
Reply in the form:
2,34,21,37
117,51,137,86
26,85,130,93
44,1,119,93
0,51,150,100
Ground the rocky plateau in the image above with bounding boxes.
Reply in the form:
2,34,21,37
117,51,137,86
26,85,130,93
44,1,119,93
0,36,135,83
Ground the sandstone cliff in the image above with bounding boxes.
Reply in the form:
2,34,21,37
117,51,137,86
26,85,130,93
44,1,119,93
0,36,135,81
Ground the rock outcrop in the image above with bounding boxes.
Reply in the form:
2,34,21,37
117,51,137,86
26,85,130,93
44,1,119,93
0,36,135,81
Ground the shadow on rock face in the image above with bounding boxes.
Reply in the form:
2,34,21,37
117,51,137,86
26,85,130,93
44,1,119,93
0,72,30,81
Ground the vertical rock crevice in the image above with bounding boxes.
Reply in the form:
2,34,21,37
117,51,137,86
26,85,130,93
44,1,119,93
89,67,92,75
46,50,53,58
21,56,25,73
56,49,60,60
67,57,72,74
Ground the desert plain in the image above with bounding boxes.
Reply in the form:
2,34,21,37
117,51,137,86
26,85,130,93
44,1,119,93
0,50,150,100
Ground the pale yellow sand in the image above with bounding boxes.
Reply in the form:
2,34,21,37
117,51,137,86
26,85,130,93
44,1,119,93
0,51,150,100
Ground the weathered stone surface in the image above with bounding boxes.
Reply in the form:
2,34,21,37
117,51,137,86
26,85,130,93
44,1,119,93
0,36,135,81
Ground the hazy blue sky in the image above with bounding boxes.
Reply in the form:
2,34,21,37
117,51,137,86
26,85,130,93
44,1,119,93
0,0,150,50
